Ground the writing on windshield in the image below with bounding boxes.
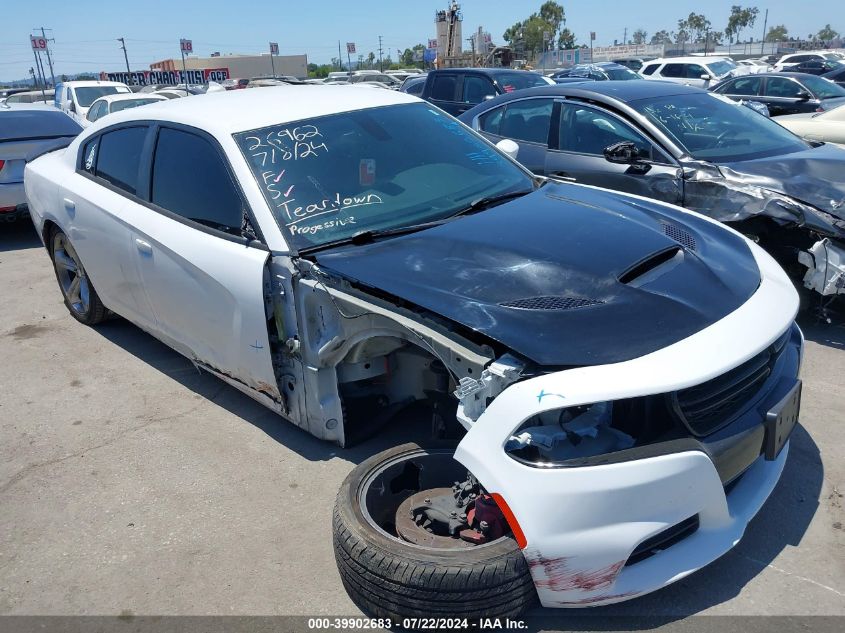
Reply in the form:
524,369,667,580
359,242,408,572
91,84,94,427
234,103,532,251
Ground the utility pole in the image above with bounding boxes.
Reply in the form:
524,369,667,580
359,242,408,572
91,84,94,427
761,8,769,55
35,27,56,87
378,35,384,72
117,38,131,82
338,40,343,70
623,27,627,46
30,43,46,100
29,67,37,89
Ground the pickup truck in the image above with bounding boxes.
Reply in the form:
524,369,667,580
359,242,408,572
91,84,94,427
418,68,553,116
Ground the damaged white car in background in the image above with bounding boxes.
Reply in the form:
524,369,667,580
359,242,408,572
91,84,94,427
25,86,803,620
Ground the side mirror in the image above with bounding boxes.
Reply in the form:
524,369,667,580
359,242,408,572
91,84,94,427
68,102,76,113
496,138,520,160
797,90,812,101
603,141,644,164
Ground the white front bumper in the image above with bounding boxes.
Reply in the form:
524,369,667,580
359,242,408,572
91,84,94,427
454,238,799,607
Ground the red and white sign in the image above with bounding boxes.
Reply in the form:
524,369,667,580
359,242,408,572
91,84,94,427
180,38,193,53
346,42,356,54
30,36,48,50
428,38,438,50
269,42,279,55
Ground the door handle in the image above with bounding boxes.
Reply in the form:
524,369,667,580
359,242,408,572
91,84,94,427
63,198,75,216
135,238,153,255
549,171,576,182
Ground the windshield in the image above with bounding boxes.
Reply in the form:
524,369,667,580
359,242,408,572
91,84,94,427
494,72,550,92
801,74,845,99
706,60,737,76
235,103,534,251
633,92,809,162
110,98,161,113
74,86,129,107
606,67,640,80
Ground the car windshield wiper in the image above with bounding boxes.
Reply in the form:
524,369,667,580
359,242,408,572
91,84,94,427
297,219,445,255
448,188,534,219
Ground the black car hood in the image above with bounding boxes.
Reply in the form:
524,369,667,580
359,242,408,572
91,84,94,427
719,144,845,224
313,183,761,367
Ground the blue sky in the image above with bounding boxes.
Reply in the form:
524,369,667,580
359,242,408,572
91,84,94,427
2,1,841,81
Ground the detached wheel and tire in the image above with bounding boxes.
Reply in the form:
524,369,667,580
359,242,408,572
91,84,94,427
333,444,537,620
49,228,108,325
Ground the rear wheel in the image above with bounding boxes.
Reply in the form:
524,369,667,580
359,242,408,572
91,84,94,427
49,228,107,325
333,443,537,621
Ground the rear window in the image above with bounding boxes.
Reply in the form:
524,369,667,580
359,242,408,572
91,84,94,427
0,109,81,141
94,126,147,195
641,64,658,76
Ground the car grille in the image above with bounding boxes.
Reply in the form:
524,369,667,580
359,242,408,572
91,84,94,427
671,330,791,436
499,296,604,310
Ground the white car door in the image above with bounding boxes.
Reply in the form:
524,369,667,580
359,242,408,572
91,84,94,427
125,124,280,403
63,125,158,331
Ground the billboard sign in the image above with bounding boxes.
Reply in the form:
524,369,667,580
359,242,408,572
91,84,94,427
101,68,230,85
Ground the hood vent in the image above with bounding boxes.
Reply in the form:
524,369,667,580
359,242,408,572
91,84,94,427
619,247,683,285
499,296,604,311
662,223,697,251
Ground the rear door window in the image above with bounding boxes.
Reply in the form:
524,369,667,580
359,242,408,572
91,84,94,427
498,99,554,145
660,64,685,78
721,76,762,96
430,75,457,101
94,126,147,195
151,127,244,235
641,64,658,76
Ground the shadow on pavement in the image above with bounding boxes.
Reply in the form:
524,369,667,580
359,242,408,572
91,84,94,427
0,218,41,253
92,316,822,622
92,318,431,467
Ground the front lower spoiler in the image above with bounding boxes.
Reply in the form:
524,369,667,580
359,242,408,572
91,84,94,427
454,236,799,607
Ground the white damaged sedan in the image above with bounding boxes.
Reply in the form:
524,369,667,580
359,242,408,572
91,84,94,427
24,86,803,619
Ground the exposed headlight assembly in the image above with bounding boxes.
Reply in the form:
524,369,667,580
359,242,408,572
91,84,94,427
505,402,635,466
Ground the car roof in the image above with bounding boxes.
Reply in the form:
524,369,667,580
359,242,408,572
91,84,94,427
458,81,705,120
498,80,703,102
645,56,731,64
432,68,539,76
62,80,129,88
93,93,167,104
98,85,419,135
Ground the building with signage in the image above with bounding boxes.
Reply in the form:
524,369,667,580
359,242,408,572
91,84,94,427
150,53,308,79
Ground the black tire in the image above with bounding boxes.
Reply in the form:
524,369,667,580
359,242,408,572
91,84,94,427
333,443,538,621
48,227,108,325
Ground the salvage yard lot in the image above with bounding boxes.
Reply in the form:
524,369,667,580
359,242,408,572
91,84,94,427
1,219,844,618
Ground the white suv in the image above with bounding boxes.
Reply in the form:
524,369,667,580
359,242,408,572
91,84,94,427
773,51,845,71
640,56,740,88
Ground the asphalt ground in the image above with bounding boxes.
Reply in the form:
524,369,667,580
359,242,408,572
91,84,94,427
0,219,843,629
